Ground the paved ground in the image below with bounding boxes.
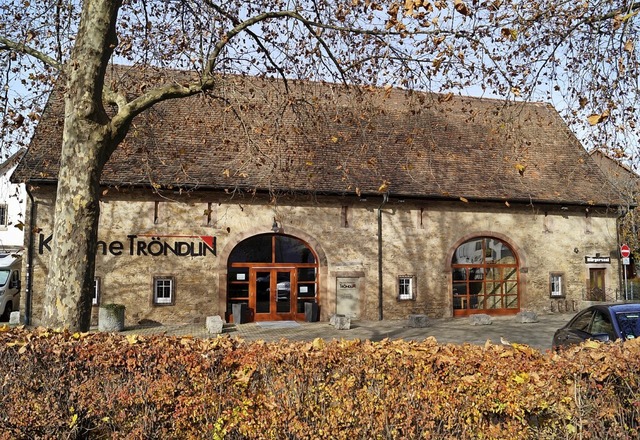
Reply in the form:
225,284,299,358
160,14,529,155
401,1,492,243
120,312,576,352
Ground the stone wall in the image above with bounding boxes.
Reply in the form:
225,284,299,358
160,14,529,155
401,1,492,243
22,186,621,325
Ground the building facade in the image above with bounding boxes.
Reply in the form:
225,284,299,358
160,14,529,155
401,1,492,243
0,149,26,254
14,69,626,326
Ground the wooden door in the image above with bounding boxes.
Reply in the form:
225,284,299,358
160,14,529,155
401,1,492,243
252,268,295,321
588,268,606,301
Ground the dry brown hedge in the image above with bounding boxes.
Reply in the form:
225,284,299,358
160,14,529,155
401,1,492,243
0,326,639,439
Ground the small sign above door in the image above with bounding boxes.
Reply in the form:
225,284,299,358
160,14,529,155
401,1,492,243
585,256,610,264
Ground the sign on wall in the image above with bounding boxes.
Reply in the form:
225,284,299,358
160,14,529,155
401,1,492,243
336,277,360,318
585,256,610,264
38,233,216,257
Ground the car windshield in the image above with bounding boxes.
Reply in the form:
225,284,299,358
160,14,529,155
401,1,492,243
0,270,9,287
616,312,640,339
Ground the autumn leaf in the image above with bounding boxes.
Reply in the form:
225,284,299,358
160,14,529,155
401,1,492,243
501,28,517,41
312,338,325,350
579,97,588,108
515,163,526,176
459,196,468,203
378,180,389,193
13,114,25,127
222,169,230,177
625,39,634,53
587,110,610,125
234,366,256,386
582,339,600,349
454,0,472,17
331,136,339,143
488,0,503,11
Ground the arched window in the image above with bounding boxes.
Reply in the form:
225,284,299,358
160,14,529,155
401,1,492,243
451,237,519,316
227,234,318,322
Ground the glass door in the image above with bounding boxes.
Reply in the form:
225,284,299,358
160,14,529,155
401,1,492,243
252,268,295,320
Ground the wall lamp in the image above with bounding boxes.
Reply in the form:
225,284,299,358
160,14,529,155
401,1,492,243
271,218,280,233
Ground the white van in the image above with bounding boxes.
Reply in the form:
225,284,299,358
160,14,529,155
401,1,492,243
0,254,21,321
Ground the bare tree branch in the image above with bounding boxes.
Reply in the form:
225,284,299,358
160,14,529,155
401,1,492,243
0,36,63,70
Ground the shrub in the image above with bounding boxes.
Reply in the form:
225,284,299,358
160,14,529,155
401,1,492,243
0,326,638,439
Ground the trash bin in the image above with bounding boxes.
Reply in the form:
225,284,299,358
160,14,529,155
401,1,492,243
304,302,319,322
232,303,248,324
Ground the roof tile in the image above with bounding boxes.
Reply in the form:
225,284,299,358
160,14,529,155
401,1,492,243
13,69,621,207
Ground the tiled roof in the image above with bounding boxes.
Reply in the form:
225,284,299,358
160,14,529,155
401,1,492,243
13,68,622,207
590,150,640,199
0,148,26,177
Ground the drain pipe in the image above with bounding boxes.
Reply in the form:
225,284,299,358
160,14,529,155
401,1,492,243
377,193,389,321
25,185,36,325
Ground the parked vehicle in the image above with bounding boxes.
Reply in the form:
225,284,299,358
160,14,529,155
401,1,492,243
552,303,640,350
0,254,21,322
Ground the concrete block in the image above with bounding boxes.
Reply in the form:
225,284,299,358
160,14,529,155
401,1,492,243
329,314,340,326
515,311,539,323
206,315,224,334
333,315,351,330
408,314,428,328
9,311,19,325
469,314,493,326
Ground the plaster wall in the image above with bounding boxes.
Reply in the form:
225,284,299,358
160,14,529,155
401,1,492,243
0,164,25,251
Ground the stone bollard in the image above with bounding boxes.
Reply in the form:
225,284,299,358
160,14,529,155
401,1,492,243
408,314,428,328
98,304,126,332
515,311,539,323
469,314,493,326
206,315,224,334
331,314,351,330
9,311,19,325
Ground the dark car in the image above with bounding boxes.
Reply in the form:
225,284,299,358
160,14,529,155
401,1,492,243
552,303,640,350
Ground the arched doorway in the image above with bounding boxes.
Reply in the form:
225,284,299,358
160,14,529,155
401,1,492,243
227,233,318,322
451,237,520,316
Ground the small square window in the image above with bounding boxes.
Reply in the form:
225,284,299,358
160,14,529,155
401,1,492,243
550,272,564,298
398,275,415,300
154,276,175,305
93,277,100,306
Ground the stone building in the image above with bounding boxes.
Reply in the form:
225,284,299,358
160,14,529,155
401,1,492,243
13,69,625,326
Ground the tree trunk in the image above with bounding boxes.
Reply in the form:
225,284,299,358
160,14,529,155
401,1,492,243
40,121,108,330
41,0,122,331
